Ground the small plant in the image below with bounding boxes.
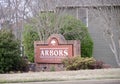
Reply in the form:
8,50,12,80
96,61,103,69
50,65,55,72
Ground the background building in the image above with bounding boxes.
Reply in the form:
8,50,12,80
37,0,120,67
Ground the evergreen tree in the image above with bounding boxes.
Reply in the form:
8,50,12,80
0,29,27,73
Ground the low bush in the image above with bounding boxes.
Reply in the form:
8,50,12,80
62,56,105,70
89,60,104,69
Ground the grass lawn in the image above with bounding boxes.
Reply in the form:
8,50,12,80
0,68,120,83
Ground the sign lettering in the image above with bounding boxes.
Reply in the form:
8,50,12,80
40,48,68,57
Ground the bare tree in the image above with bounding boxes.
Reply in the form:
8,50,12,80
86,0,120,67
25,0,71,41
0,0,30,41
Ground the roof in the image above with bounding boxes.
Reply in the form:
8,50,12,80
56,0,120,7
38,0,120,11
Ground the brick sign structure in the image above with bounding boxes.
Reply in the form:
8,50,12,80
34,34,80,71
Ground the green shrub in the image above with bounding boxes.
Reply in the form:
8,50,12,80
62,56,108,70
62,56,97,70
50,65,55,72
0,29,28,73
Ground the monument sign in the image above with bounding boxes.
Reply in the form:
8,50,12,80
34,34,80,71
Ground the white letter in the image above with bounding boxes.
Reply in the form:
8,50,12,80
59,50,63,56
64,49,68,56
45,50,49,56
54,50,59,56
40,50,44,56
50,50,54,56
